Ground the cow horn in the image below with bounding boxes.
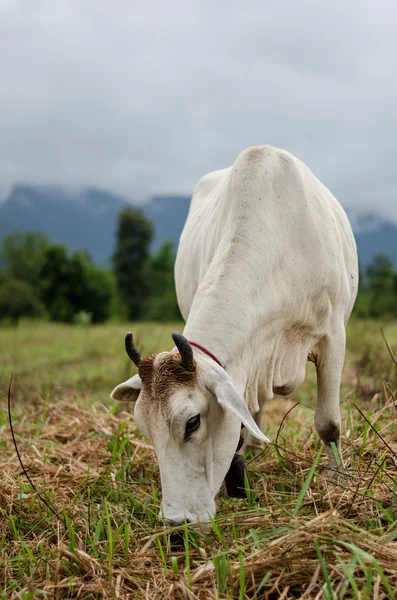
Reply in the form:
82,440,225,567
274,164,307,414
172,333,195,372
125,332,141,367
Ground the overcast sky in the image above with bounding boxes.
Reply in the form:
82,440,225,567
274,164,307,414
0,0,396,219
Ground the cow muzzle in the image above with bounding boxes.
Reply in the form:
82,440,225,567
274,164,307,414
159,496,216,526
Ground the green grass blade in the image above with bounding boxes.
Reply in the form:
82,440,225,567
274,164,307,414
293,447,322,516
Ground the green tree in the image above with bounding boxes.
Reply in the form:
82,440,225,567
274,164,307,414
112,207,153,320
366,254,397,318
39,245,76,322
0,269,8,287
39,245,115,323
0,279,44,324
0,232,49,289
80,263,118,323
146,242,181,321
353,262,370,318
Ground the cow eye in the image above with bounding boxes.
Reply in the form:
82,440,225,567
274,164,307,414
185,414,200,437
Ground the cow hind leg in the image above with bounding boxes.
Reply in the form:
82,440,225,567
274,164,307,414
314,328,346,481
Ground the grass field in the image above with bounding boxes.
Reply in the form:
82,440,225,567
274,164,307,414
0,319,397,599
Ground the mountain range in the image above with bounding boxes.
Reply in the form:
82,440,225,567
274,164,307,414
0,184,396,268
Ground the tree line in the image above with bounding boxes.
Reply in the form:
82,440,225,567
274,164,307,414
0,207,180,324
354,254,397,319
0,206,396,324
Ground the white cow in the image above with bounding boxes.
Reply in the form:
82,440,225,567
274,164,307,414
111,145,358,525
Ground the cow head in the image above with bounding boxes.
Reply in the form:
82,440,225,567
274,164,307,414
111,332,269,525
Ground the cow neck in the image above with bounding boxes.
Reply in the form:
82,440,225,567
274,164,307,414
189,341,224,369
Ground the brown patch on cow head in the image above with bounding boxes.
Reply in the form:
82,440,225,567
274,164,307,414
138,353,198,404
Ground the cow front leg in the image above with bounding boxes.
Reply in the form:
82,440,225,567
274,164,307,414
314,328,345,481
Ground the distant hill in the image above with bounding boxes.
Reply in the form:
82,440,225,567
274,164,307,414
0,184,396,267
0,185,190,265
346,210,397,268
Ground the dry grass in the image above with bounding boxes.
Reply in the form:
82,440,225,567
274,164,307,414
0,319,397,599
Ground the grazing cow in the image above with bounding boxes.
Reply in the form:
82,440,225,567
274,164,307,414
111,145,358,526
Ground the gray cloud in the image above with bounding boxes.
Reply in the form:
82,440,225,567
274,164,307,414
0,0,396,220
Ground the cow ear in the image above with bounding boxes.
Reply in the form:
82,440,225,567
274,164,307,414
110,374,142,403
209,369,270,443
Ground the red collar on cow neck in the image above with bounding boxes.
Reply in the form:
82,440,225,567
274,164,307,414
189,341,224,369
